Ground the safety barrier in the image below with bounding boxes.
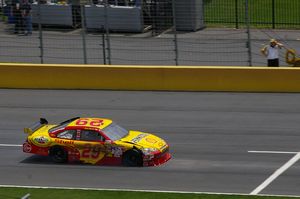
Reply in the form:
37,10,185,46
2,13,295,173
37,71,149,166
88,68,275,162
1,63,300,92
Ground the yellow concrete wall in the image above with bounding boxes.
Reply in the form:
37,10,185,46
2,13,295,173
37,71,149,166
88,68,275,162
1,63,300,92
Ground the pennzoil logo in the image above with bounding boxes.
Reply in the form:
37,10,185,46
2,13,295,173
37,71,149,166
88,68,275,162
33,136,50,146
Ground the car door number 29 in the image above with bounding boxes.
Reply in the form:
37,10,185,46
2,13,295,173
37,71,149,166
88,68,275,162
82,144,102,159
81,144,123,159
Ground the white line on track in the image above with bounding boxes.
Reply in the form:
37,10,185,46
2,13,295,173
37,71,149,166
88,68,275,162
250,152,300,195
0,185,244,195
248,150,298,154
0,144,22,147
0,147,299,196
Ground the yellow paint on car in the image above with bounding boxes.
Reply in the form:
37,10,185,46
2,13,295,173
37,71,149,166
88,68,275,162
118,131,167,152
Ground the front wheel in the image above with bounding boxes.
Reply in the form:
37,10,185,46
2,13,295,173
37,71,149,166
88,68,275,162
49,146,68,163
122,149,143,167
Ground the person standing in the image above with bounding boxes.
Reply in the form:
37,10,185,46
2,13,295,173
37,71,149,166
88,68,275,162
21,0,32,35
12,0,23,34
261,39,284,67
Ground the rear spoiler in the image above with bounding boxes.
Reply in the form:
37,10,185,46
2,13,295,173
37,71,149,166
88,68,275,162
24,118,48,135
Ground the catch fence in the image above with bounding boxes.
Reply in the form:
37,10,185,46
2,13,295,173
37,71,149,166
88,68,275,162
0,0,299,66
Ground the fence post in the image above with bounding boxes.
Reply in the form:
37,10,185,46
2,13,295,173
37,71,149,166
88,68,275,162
1,0,4,22
272,0,275,29
80,5,88,64
104,0,111,65
101,26,106,65
171,0,178,66
235,0,239,29
37,0,44,64
245,0,252,66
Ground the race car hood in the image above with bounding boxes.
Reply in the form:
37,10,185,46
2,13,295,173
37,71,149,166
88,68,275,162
120,131,167,152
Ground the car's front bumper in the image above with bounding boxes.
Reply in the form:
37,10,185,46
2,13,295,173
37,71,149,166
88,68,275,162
143,149,171,166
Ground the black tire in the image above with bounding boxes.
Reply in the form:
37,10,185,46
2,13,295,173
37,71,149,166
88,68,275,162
122,149,143,167
49,146,68,163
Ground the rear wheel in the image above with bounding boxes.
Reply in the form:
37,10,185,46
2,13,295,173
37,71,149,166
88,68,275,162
122,149,143,167
49,146,68,163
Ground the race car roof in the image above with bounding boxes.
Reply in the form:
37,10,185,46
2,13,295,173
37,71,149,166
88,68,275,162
67,118,112,130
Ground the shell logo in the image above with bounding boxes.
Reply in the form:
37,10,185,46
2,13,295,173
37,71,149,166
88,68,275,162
145,137,157,144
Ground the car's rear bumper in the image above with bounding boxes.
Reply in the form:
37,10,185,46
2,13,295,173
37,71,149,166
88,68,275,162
23,141,49,156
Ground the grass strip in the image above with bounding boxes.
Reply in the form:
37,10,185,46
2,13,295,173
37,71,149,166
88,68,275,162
204,0,300,29
0,187,299,199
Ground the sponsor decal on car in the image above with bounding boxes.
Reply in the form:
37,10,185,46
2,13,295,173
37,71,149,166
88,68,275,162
32,136,51,146
55,139,74,145
145,137,157,144
23,143,32,153
131,133,147,143
111,146,123,157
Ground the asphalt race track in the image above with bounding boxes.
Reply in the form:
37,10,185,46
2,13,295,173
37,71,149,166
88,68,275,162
1,89,300,196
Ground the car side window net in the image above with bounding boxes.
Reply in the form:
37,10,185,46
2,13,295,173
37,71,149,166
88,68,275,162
57,130,76,140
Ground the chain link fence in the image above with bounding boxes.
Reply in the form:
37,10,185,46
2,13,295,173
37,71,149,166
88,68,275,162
0,0,299,66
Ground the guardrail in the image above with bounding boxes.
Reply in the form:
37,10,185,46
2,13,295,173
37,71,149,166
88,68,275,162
1,63,300,92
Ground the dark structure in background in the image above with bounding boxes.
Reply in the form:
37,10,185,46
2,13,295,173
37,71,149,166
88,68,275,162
4,0,205,33
146,0,173,34
175,0,205,31
145,0,205,34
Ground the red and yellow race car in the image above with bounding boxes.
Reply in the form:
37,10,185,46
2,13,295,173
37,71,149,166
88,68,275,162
23,117,171,167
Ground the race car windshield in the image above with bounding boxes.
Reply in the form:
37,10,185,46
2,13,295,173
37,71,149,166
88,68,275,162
102,122,128,141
